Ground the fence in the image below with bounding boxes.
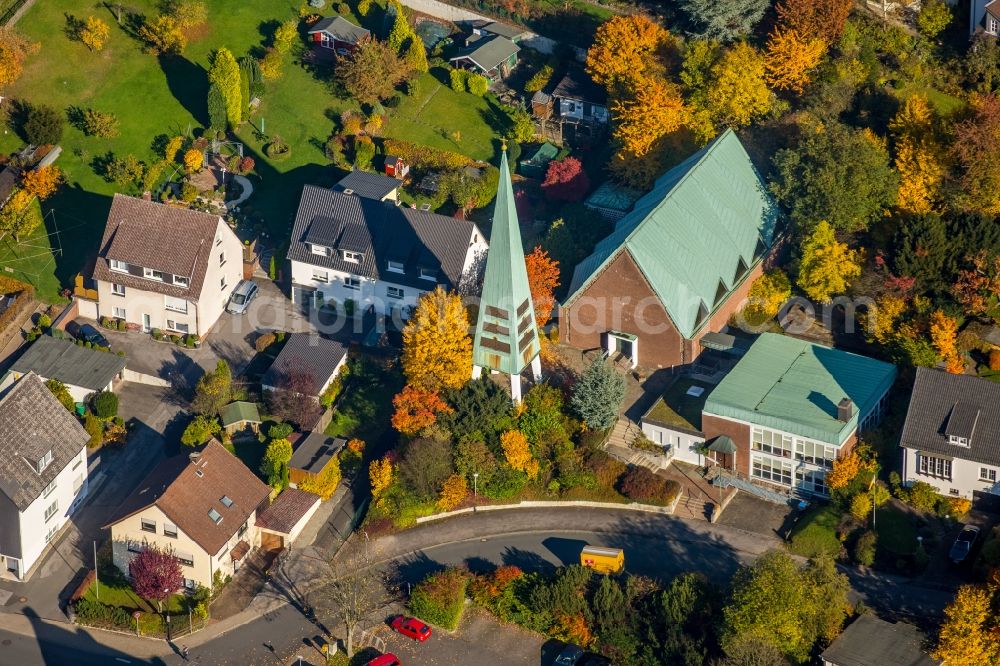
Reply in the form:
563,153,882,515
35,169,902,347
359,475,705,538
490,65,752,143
1,0,32,26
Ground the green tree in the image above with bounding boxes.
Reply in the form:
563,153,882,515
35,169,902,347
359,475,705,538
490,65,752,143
404,36,428,73
397,435,454,500
796,221,862,303
208,47,241,129
191,360,232,416
238,64,250,123
335,38,408,105
387,2,411,52
45,378,74,411
260,438,293,489
23,104,63,145
570,357,626,430
83,412,103,448
91,390,119,419
181,414,220,447
207,83,227,132
918,0,952,39
771,122,898,233
239,56,264,99
680,0,769,42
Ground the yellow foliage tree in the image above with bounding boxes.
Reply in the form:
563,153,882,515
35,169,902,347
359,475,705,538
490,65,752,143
934,585,1000,665
437,474,468,511
764,28,825,94
849,492,872,521
586,15,673,93
611,77,688,157
864,295,907,345
183,148,203,173
298,457,342,500
164,136,184,162
930,309,964,374
80,16,111,52
369,457,394,503
401,286,472,391
21,166,62,200
895,137,944,214
500,429,539,480
742,269,791,326
0,28,40,89
889,94,936,141
705,42,771,128
796,221,862,303
826,451,862,491
553,612,593,648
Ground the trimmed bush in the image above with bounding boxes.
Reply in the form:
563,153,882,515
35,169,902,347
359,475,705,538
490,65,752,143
617,467,679,506
255,332,276,352
449,68,467,92
74,597,131,629
91,391,119,419
854,530,877,566
408,568,469,630
466,73,488,96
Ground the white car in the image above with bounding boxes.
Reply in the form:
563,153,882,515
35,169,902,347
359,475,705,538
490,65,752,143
226,280,259,315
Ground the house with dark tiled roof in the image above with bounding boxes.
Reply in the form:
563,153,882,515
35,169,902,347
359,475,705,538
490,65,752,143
261,333,348,398
0,373,91,581
900,367,1000,499
449,34,520,83
821,614,940,666
105,439,271,589
333,169,402,202
256,488,321,551
307,15,370,55
287,184,487,317
90,195,244,338
3,335,125,403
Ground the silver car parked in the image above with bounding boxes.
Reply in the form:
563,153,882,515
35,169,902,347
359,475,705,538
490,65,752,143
226,280,259,315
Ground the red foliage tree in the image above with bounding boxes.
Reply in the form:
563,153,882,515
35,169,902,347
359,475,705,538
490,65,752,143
266,370,322,428
129,545,183,605
951,94,1000,215
525,246,560,328
542,157,591,202
391,384,453,436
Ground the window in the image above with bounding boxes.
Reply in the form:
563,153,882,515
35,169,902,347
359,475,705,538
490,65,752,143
109,259,128,273
948,435,969,447
343,250,362,263
344,277,360,291
220,495,234,508
73,457,83,471
991,17,999,34
208,508,223,524
219,251,227,266
310,244,330,257
312,268,329,283
751,427,792,458
45,525,59,543
795,469,828,496
73,474,84,495
111,283,125,296
140,518,156,533
794,440,837,469
184,578,196,590
166,320,190,334
43,479,57,498
43,500,59,523
419,267,436,281
220,277,228,291
918,454,952,480
387,286,404,300
387,260,405,273
143,268,164,281
173,276,189,288
163,523,178,538
981,467,997,483
238,521,248,538
164,296,188,314
112,306,126,319
127,540,145,554
751,456,792,486
176,552,195,567
36,450,53,474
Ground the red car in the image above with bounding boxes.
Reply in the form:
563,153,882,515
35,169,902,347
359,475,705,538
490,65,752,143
390,615,432,642
367,655,401,666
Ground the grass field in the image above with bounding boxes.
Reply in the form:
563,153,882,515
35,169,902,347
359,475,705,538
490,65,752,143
4,0,503,301
0,198,64,302
788,504,843,558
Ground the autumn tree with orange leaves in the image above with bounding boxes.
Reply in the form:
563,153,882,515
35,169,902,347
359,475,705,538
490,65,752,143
930,310,964,374
586,15,673,93
391,384,453,436
525,246,559,328
765,28,825,94
0,29,39,89
21,166,62,201
952,94,1000,215
954,251,1000,323
775,0,852,43
500,429,538,479
436,474,468,511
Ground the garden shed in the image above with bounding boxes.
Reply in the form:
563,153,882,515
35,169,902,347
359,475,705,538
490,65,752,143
519,143,560,179
220,401,261,437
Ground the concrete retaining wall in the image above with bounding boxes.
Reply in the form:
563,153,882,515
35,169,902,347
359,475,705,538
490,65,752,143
415,495,681,524
398,0,565,55
123,369,170,388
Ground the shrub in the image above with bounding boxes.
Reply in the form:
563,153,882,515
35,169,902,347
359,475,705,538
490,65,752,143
617,467,679,506
990,348,1000,371
91,391,119,419
255,332,276,352
83,412,103,447
902,481,938,512
466,73,489,96
37,313,51,329
268,422,294,440
353,136,374,170
850,492,872,521
408,568,470,630
81,108,119,138
854,530,877,566
74,598,131,629
525,64,553,93
449,67,467,92
180,182,199,202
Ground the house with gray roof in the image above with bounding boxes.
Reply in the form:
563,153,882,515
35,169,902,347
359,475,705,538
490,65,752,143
449,34,520,82
0,373,91,580
3,335,125,403
971,0,1000,37
821,614,939,666
287,184,487,317
307,15,370,54
89,194,244,337
262,333,348,398
900,367,1000,499
333,169,402,202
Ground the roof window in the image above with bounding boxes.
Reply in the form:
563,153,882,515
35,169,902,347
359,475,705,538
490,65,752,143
220,496,234,508
208,508,223,524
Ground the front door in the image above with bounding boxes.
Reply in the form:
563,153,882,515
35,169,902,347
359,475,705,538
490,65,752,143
142,313,151,333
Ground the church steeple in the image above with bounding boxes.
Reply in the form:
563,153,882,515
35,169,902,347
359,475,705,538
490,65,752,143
471,149,541,401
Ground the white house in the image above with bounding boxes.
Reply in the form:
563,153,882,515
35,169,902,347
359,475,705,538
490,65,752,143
287,184,487,317
2,335,125,404
900,367,1000,500
641,377,714,466
89,195,244,338
0,373,91,581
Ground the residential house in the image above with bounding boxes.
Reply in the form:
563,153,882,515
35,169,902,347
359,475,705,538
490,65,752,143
468,20,529,43
333,169,402,202
550,68,609,126
288,432,346,487
899,367,1000,500
261,333,348,398
696,333,896,497
105,439,271,589
3,335,125,403
559,129,779,369
307,16,370,54
449,35,520,82
971,0,1000,36
90,195,244,338
821,614,940,666
256,488,321,551
0,373,90,580
287,184,487,316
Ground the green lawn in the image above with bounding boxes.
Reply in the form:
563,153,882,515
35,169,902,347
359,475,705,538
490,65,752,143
875,505,919,556
324,356,403,444
788,504,843,558
894,84,965,115
0,199,65,303
5,0,503,302
87,554,187,614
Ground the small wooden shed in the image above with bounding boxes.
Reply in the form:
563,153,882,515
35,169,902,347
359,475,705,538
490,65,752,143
221,401,262,437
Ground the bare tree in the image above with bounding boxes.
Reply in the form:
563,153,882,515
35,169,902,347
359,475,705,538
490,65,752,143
316,540,395,657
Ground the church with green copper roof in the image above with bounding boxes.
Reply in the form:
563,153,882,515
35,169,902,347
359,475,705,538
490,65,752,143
471,149,540,401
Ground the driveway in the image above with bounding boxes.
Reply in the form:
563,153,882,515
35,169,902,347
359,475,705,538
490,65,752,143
0,384,185,622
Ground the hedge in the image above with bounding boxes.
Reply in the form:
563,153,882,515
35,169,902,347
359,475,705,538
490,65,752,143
617,467,680,506
382,138,472,171
408,568,469,631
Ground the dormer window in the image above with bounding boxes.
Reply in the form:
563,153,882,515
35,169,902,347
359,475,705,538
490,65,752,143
110,259,128,273
387,260,405,273
208,508,223,524
35,450,53,475
419,267,436,281
949,435,969,447
174,275,189,287
310,244,331,257
343,250,362,263
143,268,164,281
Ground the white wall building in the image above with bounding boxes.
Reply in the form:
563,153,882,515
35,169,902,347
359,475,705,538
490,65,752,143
2,335,125,404
0,373,91,580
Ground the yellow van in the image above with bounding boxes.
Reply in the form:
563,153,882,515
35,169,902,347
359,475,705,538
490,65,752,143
580,545,624,574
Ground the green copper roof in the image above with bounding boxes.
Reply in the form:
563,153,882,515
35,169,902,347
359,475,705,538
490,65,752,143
221,401,261,427
704,334,897,445
564,129,779,339
472,150,539,376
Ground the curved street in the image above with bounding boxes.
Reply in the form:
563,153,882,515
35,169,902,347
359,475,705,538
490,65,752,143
0,508,958,665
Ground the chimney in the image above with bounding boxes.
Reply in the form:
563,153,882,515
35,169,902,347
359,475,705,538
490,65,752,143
837,398,853,423
189,451,201,465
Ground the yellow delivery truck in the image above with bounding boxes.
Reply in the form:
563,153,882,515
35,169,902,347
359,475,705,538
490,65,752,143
580,545,624,574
